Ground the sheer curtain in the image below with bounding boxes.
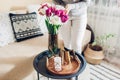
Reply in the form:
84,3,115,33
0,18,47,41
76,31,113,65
87,0,120,67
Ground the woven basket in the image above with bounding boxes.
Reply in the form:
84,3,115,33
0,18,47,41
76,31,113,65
84,44,104,64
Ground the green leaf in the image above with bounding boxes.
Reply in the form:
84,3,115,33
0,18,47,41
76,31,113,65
45,19,55,34
53,25,57,34
45,20,51,33
45,18,61,34
92,41,97,46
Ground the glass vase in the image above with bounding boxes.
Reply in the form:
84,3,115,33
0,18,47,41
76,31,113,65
48,34,58,57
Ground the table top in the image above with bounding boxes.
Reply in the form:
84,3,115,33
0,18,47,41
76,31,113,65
33,50,86,79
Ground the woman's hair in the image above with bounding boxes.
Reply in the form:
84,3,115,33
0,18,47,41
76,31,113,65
53,0,86,6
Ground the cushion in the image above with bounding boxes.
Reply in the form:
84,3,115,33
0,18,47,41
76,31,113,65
0,12,15,47
27,4,48,33
9,12,43,42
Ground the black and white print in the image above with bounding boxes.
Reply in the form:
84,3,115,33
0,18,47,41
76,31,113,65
9,12,43,42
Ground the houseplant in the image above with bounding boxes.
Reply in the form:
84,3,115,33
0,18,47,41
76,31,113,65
38,3,68,57
84,33,114,64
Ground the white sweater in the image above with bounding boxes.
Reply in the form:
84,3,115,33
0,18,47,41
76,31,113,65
62,0,91,17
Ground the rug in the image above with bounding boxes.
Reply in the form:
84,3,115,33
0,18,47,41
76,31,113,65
89,62,120,80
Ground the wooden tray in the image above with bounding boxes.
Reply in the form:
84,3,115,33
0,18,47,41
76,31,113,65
46,56,81,75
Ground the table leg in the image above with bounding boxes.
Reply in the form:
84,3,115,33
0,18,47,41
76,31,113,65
37,72,39,80
75,76,78,80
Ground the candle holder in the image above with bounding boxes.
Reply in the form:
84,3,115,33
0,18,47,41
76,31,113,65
54,57,62,71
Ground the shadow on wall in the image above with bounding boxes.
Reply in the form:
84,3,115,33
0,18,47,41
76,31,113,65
0,56,35,80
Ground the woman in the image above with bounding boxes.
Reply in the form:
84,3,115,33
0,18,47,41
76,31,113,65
53,0,91,80
53,0,91,54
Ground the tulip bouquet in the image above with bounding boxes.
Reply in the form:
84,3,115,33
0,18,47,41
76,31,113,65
38,3,69,34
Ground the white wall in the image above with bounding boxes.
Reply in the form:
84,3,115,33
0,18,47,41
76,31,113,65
0,0,52,12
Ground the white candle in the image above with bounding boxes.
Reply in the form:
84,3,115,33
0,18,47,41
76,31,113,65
54,57,62,71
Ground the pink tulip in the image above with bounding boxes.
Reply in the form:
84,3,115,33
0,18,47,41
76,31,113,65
61,14,69,23
55,10,65,17
38,3,69,24
38,4,50,16
60,10,66,17
46,8,52,17
50,7,56,13
41,4,49,8
39,11,44,15
38,4,48,12
55,10,61,17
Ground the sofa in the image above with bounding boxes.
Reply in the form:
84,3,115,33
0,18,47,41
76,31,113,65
0,5,92,80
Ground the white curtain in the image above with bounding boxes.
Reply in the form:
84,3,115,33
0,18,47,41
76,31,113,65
87,0,120,66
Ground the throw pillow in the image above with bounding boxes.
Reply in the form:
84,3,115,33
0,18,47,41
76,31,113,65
0,12,15,47
9,12,43,42
27,4,48,33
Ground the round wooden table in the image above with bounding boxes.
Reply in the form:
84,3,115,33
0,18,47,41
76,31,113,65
33,50,86,80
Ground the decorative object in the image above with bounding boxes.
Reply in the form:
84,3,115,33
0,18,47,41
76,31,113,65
9,12,43,42
48,33,58,56
54,56,62,71
84,44,104,64
46,50,81,75
38,3,68,56
84,34,115,64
